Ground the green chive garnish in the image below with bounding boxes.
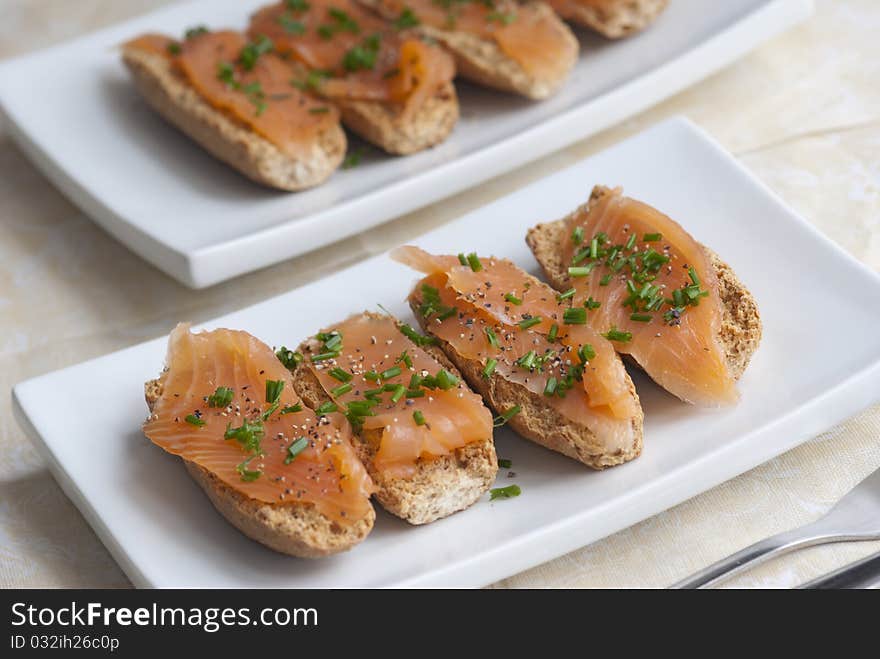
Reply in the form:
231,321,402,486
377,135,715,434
284,437,309,464
568,265,594,277
518,316,542,330
236,458,262,482
644,232,662,242
515,350,537,370
331,382,353,396
311,351,340,362
364,370,380,381
630,313,652,322
493,405,521,427
485,327,499,348
602,327,633,342
625,233,637,251
185,414,205,427
400,323,437,346
207,386,234,408
280,403,302,415
315,401,337,415
600,274,613,286
544,377,558,396
563,307,587,325
328,367,352,383
275,347,303,369
265,379,284,404
688,266,700,286
466,252,483,272
458,253,468,266
572,226,584,245
505,292,523,305
498,458,512,469
548,323,559,342
590,238,599,259
380,366,401,380
482,358,498,378
434,369,459,390
413,410,426,426
556,288,576,302
489,484,521,500
585,297,601,310
396,350,413,369
390,384,406,403
578,344,596,362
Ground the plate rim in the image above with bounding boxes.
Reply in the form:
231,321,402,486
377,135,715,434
0,0,814,288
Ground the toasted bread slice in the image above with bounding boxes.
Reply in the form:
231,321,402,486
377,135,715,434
289,313,498,524
407,285,643,470
357,0,578,100
336,81,459,155
526,185,762,383
122,46,346,191
145,378,374,557
550,0,668,39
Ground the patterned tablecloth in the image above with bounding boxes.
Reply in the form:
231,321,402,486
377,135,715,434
1,0,878,588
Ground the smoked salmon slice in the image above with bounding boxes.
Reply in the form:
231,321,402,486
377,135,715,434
124,30,340,158
528,186,745,406
248,0,455,119
143,324,374,526
297,313,494,478
393,246,643,460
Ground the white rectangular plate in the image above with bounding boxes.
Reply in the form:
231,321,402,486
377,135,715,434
13,117,880,588
0,0,811,288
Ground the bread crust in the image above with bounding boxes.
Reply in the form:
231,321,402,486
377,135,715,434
357,0,578,100
144,378,374,558
290,313,498,524
121,46,346,191
408,289,643,470
338,81,459,155
525,185,763,388
556,0,669,39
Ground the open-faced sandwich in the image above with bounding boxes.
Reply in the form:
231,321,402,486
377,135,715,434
288,312,497,524
527,185,762,406
547,0,669,39
122,28,346,190
248,0,458,155
143,323,375,557
393,246,643,469
356,0,579,100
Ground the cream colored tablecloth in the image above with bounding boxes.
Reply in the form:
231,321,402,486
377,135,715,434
1,0,878,589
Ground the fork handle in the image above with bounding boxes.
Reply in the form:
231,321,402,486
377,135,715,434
670,529,832,589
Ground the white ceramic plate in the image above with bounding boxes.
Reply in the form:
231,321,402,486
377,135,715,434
13,117,880,588
0,0,812,288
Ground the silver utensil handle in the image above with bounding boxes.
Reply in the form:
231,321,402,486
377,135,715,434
800,551,880,589
671,529,830,589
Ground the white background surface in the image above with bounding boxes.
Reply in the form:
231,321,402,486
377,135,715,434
1,0,879,588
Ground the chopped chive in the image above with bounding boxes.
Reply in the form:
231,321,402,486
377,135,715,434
544,377,558,396
390,384,406,403
413,410,426,426
585,296,601,310
590,238,599,259
571,247,592,265
625,233,637,251
482,358,498,378
568,265,595,277
644,232,662,242
236,458,262,482
280,403,302,415
328,367,352,383
265,379,285,404
458,253,468,266
505,292,523,305
315,401,338,415
518,316,542,330
490,484,521,500
405,388,425,398
556,288,576,302
466,252,483,272
563,307,587,325
399,323,437,347
498,458,512,469
331,382,353,396
396,350,413,369
185,414,205,427
363,387,384,398
224,419,264,454
275,346,303,369
602,327,633,342
311,351,340,362
630,313,652,322
409,373,422,388
382,383,400,392
572,226,584,245
578,344,596,362
548,323,559,342
688,266,701,286
284,437,309,464
485,327,499,348
364,370,380,381
380,366,402,380
493,405,521,427
515,350,537,370
434,369,459,390
207,386,234,408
